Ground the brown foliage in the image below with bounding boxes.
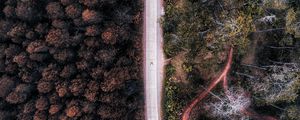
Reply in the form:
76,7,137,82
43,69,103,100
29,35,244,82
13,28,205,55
65,4,82,18
0,76,15,98
0,0,143,119
82,9,101,24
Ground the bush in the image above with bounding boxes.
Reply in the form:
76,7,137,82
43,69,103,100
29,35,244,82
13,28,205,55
16,1,39,21
163,65,183,120
251,64,300,104
0,76,15,98
65,4,82,19
262,0,288,9
82,9,102,24
280,105,300,120
285,9,299,35
46,2,65,19
207,87,251,120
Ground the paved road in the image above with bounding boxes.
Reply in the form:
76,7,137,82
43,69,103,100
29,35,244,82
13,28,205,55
144,0,164,120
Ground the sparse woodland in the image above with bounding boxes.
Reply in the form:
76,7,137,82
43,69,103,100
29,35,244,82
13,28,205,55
162,0,300,120
0,0,144,119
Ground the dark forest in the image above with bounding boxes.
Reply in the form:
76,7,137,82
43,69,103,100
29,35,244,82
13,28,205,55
0,0,144,119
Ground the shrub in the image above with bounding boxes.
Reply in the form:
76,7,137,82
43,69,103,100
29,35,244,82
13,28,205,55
69,78,86,96
285,9,298,35
207,87,251,119
66,105,80,118
262,0,288,9
37,81,53,93
53,49,76,62
0,76,15,98
85,25,100,36
49,104,62,115
60,64,77,78
280,105,300,120
52,19,69,29
46,29,70,47
251,64,300,104
65,4,82,19
216,13,255,53
82,9,102,24
5,84,32,104
101,27,118,45
164,65,183,120
35,96,49,111
46,2,65,19
3,5,16,18
16,2,38,21
94,48,117,67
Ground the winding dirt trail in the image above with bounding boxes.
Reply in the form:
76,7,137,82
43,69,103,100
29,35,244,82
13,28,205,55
182,48,234,120
182,48,278,120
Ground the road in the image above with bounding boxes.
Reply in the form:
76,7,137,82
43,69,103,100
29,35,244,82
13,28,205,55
144,0,164,119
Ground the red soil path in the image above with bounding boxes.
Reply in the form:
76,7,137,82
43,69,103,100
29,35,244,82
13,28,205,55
181,47,277,120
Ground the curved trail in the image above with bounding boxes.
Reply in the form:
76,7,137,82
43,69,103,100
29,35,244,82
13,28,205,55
144,0,164,119
182,48,278,120
182,48,234,120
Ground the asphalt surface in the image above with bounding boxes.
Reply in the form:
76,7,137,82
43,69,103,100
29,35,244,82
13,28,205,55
144,0,164,119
